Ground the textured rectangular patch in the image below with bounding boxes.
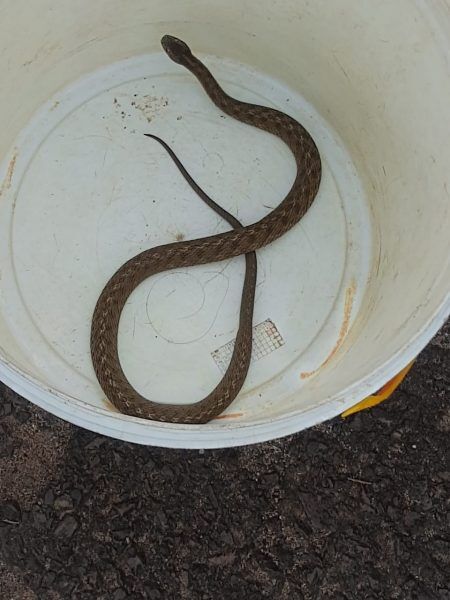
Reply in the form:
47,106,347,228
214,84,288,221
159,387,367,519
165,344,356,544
211,319,285,373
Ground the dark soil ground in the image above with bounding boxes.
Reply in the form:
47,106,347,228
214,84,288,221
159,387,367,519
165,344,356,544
0,321,448,600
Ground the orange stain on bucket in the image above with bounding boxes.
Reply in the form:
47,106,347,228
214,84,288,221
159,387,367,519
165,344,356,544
300,280,356,379
213,412,244,420
102,397,119,412
0,149,18,196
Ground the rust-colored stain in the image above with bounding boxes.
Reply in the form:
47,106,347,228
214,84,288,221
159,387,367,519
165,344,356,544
102,397,120,412
300,280,356,379
213,412,244,420
0,150,18,197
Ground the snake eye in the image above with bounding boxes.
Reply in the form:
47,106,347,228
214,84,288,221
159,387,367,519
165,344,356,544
161,35,192,64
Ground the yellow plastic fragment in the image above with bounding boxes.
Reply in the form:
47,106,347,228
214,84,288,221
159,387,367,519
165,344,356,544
341,361,415,418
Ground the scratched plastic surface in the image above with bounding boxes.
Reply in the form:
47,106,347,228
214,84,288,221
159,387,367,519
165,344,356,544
0,1,448,447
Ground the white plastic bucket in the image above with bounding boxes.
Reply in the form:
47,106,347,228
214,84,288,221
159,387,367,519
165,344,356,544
0,1,449,448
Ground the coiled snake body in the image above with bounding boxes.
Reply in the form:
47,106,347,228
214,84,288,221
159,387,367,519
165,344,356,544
90,35,322,423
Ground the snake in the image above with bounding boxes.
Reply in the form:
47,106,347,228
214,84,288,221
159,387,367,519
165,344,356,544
90,34,322,424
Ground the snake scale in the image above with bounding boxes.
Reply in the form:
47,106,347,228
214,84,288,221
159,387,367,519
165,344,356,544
90,35,322,424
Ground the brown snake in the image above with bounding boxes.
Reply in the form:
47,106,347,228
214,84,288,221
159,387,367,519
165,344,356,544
90,35,322,424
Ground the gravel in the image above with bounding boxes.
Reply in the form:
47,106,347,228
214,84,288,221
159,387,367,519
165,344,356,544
0,320,448,599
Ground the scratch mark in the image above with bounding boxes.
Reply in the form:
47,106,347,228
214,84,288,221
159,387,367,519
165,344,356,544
95,202,110,267
299,221,316,254
22,41,60,67
204,259,234,284
139,211,150,230
179,283,207,320
72,134,114,142
333,55,351,82
107,183,117,207
53,233,61,253
145,271,229,345
202,151,225,171
375,241,382,277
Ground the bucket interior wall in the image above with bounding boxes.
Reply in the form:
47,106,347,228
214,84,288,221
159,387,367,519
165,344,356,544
0,0,449,441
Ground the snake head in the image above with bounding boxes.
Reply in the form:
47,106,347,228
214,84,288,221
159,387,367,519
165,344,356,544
161,35,193,64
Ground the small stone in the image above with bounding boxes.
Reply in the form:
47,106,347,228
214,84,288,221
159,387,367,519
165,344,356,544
87,571,97,586
44,490,55,506
112,529,130,541
54,515,78,538
209,553,236,567
85,436,105,450
70,489,82,505
55,575,74,593
15,410,30,423
157,510,168,528
127,555,143,570
262,473,279,487
0,502,21,523
114,502,134,517
404,511,420,527
180,570,189,587
0,441,15,459
32,509,47,528
113,451,124,467
220,531,234,546
42,571,56,586
54,494,74,511
161,465,174,478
